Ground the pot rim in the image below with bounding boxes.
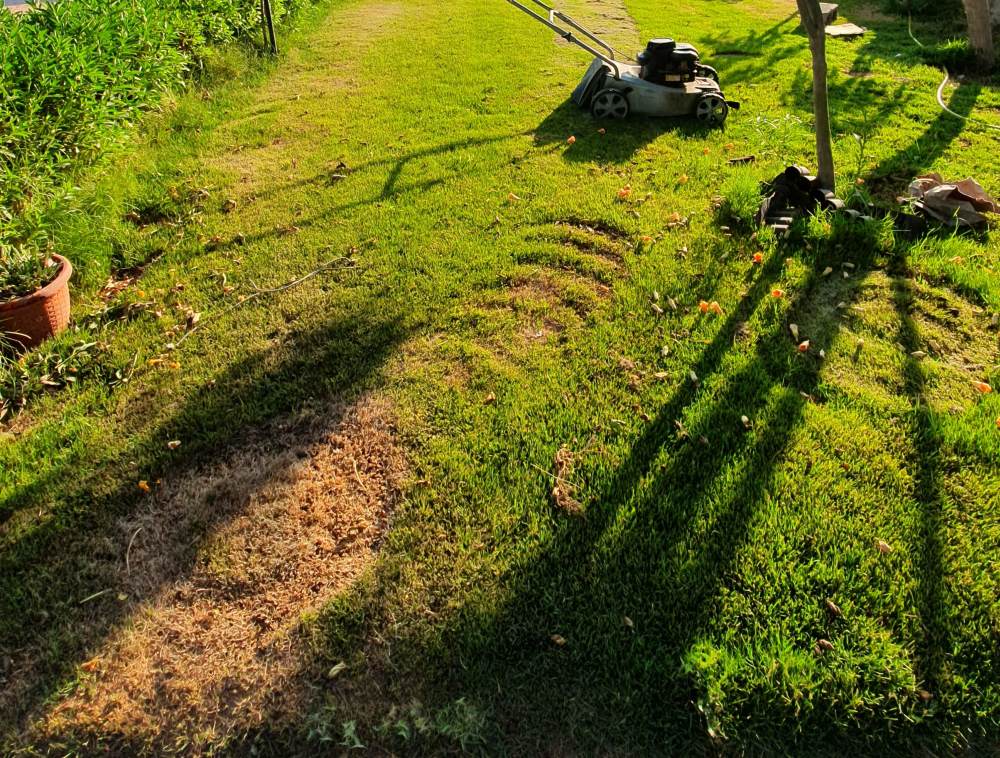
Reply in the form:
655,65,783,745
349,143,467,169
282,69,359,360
0,254,73,312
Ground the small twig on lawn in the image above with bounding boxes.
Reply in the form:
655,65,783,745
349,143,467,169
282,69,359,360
352,457,369,494
529,462,576,488
126,526,143,577
177,256,357,345
79,588,113,605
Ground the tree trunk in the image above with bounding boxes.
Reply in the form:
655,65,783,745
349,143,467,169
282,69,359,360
797,0,836,190
964,0,995,69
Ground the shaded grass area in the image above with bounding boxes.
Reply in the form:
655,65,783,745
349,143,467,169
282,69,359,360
1,0,999,753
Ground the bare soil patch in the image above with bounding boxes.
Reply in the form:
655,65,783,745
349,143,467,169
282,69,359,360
32,395,405,752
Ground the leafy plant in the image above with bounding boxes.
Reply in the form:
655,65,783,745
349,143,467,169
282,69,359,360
0,0,317,302
920,39,979,73
0,244,55,302
718,170,764,229
0,207,56,301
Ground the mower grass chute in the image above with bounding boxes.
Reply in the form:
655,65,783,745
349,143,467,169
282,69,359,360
506,0,739,126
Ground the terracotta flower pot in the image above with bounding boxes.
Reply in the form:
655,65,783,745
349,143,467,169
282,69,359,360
0,255,73,350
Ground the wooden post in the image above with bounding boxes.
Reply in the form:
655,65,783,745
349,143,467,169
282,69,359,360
261,0,277,55
797,0,836,191
963,0,995,68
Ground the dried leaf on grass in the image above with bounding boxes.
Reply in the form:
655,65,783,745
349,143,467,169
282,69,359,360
814,639,835,654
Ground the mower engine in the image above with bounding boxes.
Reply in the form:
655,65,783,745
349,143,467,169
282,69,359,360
637,39,718,86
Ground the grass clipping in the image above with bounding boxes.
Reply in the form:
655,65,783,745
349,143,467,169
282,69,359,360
39,396,405,748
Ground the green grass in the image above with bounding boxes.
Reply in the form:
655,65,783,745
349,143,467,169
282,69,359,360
2,0,1000,753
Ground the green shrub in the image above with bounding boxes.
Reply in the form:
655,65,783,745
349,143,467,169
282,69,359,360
880,0,962,18
0,0,316,302
0,0,185,208
920,39,979,73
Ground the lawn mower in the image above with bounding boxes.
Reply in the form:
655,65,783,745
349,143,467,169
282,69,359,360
505,0,738,125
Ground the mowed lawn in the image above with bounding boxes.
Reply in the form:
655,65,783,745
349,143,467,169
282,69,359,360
2,0,1000,753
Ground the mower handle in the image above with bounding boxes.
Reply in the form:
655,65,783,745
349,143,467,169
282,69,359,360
504,0,624,78
525,0,628,61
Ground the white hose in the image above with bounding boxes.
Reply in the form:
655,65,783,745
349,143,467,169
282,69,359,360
936,69,1000,132
909,15,1000,133
908,14,924,48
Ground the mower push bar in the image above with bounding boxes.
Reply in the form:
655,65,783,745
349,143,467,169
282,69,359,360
524,0,629,60
504,0,624,78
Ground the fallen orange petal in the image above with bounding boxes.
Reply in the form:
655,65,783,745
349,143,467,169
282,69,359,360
709,301,724,315
753,252,764,264
567,135,576,145
699,300,710,313
772,289,785,298
678,174,689,185
138,480,151,493
974,381,993,394
617,185,632,199
798,340,811,353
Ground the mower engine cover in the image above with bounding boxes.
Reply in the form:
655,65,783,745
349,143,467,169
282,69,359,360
638,38,700,85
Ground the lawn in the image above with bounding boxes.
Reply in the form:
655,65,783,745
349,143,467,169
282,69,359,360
2,0,1000,753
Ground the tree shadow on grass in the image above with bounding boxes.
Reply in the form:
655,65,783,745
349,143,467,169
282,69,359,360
216,102,703,255
865,80,982,197
888,258,948,702
781,66,916,139
431,242,885,752
247,131,530,206
0,288,413,743
832,6,984,195
307,224,890,753
697,12,802,87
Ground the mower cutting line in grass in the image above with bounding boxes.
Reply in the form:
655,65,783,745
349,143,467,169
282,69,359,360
505,0,739,124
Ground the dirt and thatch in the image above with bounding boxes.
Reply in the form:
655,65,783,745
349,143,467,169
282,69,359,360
32,395,405,750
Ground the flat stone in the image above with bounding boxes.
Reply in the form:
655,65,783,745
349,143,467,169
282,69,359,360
826,22,867,39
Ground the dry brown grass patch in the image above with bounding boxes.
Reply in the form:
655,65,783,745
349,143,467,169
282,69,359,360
558,0,639,52
34,395,405,752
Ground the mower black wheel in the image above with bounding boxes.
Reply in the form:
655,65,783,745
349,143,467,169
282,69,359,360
696,93,728,126
696,64,720,82
591,89,629,120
